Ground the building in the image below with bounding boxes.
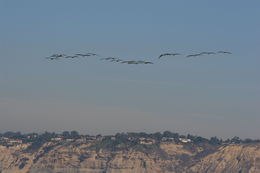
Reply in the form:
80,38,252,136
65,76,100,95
179,138,192,143
51,137,63,141
139,138,155,145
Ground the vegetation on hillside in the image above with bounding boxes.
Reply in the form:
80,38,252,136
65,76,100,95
0,130,259,151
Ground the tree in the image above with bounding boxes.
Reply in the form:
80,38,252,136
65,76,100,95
40,131,56,142
243,138,253,143
96,134,102,138
62,131,70,139
3,131,23,139
193,136,208,143
187,134,195,140
70,131,80,139
231,136,241,144
162,131,179,139
151,132,162,140
209,136,222,145
163,131,171,138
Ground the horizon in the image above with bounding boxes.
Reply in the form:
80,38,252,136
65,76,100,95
1,0,260,139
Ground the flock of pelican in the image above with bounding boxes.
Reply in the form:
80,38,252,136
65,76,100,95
45,51,232,65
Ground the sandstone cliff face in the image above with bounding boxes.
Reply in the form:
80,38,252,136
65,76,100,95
0,141,260,173
190,144,260,173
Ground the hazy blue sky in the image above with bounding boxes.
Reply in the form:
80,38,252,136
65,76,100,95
0,0,259,138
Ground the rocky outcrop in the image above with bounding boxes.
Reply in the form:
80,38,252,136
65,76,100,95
0,141,260,173
190,144,260,173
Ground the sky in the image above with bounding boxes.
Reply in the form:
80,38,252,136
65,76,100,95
0,0,259,139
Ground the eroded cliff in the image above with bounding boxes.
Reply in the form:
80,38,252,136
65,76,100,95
0,141,260,173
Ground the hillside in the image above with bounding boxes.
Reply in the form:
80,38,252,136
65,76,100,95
0,134,260,173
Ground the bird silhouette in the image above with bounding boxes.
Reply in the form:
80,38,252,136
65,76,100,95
76,53,98,57
51,54,66,57
186,53,203,58
136,60,154,64
100,57,112,61
45,57,60,60
45,49,232,64
75,54,87,57
200,51,216,55
45,54,66,60
158,53,181,59
65,55,78,59
121,60,139,64
100,57,121,62
87,53,98,56
217,51,232,54
120,60,153,65
111,58,123,62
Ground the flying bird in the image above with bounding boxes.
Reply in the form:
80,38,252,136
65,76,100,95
51,54,66,57
120,60,153,65
200,51,216,55
76,53,98,57
158,53,181,59
65,55,78,59
111,58,123,62
217,51,232,54
87,53,98,56
45,57,60,60
45,54,66,60
186,53,203,58
100,57,112,61
121,60,139,64
75,54,87,56
136,60,154,64
100,57,121,62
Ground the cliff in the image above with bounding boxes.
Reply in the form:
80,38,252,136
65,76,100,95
0,140,260,173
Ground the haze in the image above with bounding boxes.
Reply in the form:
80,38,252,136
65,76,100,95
0,0,260,139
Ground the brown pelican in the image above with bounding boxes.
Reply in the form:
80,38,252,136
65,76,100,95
158,53,181,59
217,51,232,54
200,51,216,55
75,53,86,56
120,60,153,65
100,57,112,61
136,60,153,64
45,57,59,60
45,54,66,60
87,53,98,56
186,53,203,58
121,60,139,64
76,53,98,57
111,58,123,62
65,55,78,59
100,57,123,63
50,54,66,57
